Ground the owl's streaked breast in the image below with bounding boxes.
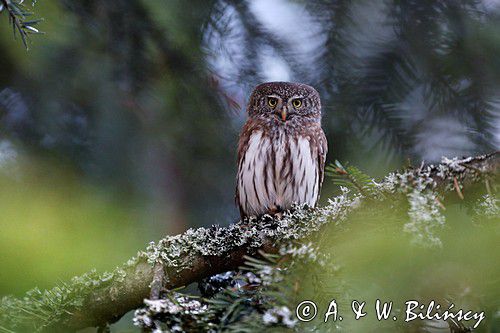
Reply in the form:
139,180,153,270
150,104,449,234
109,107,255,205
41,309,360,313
237,128,319,217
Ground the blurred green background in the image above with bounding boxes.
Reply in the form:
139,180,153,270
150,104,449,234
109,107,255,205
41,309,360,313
0,0,499,310
291,197,500,332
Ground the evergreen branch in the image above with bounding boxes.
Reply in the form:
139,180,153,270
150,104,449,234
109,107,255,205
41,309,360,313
0,0,43,49
326,160,377,196
0,152,498,332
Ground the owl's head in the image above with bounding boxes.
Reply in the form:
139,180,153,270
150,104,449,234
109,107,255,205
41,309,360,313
247,82,322,124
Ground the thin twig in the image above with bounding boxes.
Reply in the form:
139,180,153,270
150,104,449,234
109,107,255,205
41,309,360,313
434,197,446,210
150,261,166,300
0,0,27,48
453,177,464,200
485,179,492,195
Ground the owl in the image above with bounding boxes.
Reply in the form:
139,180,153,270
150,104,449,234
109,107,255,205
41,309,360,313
236,82,328,219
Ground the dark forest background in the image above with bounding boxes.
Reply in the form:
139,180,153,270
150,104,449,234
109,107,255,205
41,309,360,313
0,0,499,300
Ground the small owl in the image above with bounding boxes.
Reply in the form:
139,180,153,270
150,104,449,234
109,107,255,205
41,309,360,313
236,82,328,218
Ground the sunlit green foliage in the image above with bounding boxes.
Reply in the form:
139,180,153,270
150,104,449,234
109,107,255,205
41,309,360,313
0,153,150,296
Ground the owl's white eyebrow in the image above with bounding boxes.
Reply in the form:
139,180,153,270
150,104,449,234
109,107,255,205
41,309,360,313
267,94,280,98
290,95,304,99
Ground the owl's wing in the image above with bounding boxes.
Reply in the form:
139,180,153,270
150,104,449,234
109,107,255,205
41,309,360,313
235,121,254,219
315,127,328,203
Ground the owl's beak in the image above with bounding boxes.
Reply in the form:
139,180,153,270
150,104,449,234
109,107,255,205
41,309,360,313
280,109,287,121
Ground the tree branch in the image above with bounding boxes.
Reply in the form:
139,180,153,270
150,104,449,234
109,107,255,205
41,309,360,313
0,0,43,49
0,152,498,332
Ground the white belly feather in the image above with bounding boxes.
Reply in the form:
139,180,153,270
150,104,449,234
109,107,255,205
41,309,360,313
237,130,319,217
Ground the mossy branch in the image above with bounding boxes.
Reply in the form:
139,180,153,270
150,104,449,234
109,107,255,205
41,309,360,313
0,152,498,332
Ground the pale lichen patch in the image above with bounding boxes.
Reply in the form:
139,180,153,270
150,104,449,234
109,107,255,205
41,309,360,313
474,194,499,218
262,306,297,328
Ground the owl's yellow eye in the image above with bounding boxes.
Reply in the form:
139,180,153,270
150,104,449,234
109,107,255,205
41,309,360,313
292,99,302,108
267,97,278,108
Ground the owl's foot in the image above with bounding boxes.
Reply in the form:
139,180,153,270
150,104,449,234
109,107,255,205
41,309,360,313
268,205,284,220
273,211,283,219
